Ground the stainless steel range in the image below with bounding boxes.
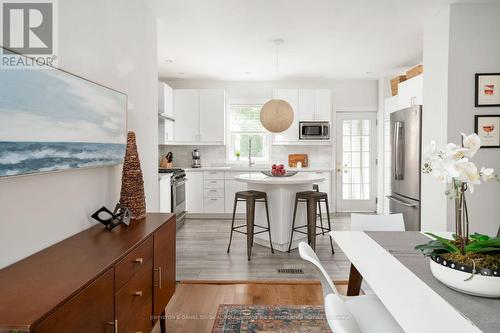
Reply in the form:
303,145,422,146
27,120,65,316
159,168,186,228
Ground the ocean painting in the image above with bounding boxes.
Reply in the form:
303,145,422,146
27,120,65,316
0,55,127,177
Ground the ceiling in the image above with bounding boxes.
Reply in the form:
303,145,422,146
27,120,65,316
151,0,497,81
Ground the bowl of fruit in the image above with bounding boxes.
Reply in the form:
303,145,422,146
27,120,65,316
261,164,298,177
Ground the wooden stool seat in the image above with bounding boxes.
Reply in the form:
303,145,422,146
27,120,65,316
227,190,274,261
288,190,334,253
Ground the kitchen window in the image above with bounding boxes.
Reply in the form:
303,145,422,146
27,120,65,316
228,104,270,162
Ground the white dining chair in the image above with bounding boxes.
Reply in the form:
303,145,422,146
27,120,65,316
299,242,403,333
350,213,405,232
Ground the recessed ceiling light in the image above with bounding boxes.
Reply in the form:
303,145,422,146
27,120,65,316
165,59,173,63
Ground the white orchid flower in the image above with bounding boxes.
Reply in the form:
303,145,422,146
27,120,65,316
455,160,481,187
461,133,481,157
479,167,495,181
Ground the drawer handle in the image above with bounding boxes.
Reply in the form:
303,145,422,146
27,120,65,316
133,258,143,264
155,267,162,289
211,198,218,201
210,180,217,183
210,189,217,192
107,319,118,333
133,291,143,297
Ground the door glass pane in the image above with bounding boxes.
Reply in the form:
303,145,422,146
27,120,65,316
341,118,372,200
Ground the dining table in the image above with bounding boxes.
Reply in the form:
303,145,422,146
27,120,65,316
235,172,325,252
331,230,499,333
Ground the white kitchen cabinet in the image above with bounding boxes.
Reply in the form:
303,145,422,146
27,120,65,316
186,171,204,213
298,89,315,121
299,89,331,121
204,197,225,213
174,89,200,142
398,74,423,109
158,118,174,144
159,176,172,213
314,89,332,121
158,81,173,118
200,90,225,143
273,89,299,143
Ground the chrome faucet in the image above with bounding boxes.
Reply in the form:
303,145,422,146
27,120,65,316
248,139,255,167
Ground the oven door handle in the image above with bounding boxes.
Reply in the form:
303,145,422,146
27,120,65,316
175,180,187,186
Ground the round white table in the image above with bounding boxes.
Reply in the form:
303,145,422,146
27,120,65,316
235,173,325,252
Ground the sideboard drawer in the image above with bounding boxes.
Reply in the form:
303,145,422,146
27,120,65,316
115,259,153,331
34,269,114,333
115,237,153,291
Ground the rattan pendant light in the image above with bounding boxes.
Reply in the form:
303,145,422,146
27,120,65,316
260,39,294,133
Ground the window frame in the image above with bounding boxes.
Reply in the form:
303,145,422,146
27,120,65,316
226,99,271,164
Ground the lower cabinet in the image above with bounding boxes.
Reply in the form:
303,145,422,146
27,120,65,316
186,171,204,213
30,215,176,333
34,269,115,333
153,219,176,318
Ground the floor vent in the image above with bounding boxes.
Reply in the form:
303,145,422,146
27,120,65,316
277,268,304,274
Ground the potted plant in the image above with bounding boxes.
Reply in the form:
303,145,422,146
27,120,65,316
235,150,241,161
415,133,500,297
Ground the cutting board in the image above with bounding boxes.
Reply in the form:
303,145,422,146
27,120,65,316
288,154,309,167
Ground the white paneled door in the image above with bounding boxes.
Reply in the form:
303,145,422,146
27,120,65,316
336,112,377,212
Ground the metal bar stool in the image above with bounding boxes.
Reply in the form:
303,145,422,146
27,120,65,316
227,190,274,261
287,190,334,253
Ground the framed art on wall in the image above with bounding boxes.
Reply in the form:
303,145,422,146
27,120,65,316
0,47,127,178
475,73,500,107
475,115,500,148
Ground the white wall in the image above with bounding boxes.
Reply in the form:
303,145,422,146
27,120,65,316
0,0,159,269
421,6,450,231
421,3,500,234
446,4,500,235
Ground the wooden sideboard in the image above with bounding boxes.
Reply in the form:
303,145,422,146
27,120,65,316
0,213,176,333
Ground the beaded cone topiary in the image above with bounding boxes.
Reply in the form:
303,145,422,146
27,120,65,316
120,131,146,221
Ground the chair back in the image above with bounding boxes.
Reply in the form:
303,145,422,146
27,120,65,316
324,293,362,333
351,213,405,231
298,242,338,298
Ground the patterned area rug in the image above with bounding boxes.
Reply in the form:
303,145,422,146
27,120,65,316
211,304,331,333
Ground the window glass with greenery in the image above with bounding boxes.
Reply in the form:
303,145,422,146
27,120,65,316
229,104,269,162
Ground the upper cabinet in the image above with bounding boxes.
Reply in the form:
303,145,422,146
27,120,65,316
158,82,173,118
200,90,225,143
273,88,332,144
173,89,225,144
397,74,423,109
174,89,200,142
298,89,331,121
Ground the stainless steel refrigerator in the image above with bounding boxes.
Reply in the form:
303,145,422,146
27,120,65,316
388,105,422,231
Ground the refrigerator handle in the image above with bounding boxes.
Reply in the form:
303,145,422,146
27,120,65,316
393,122,399,180
386,195,418,207
398,123,405,180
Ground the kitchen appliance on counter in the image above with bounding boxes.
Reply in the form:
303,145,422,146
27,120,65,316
388,105,422,231
159,168,186,228
299,121,330,140
191,149,201,168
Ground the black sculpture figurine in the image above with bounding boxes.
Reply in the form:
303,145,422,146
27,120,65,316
91,203,132,230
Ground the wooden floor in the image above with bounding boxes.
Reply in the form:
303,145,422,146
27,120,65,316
177,214,352,281
153,281,347,333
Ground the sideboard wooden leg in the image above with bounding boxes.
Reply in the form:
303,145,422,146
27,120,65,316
346,263,363,296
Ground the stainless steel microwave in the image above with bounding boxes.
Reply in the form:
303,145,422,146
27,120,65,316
299,121,330,140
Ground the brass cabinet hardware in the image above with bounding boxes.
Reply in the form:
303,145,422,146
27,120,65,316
107,319,118,333
133,258,143,264
154,267,162,289
133,291,143,296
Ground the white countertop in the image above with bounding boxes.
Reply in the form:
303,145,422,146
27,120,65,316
182,166,333,172
235,172,325,185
